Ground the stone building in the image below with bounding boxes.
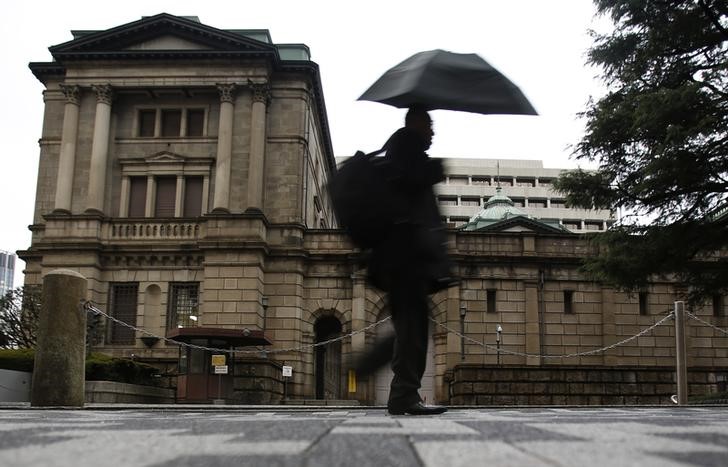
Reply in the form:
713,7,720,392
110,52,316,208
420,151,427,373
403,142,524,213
434,158,615,232
21,14,727,405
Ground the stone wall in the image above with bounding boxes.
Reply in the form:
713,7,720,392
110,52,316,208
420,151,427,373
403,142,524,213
449,365,728,405
85,381,175,404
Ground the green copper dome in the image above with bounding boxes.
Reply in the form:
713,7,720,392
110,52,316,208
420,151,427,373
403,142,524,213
461,187,529,231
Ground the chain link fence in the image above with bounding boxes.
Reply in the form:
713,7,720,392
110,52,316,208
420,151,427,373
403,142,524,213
83,301,728,360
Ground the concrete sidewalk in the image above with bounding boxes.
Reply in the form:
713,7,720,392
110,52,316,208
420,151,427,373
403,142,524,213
1,406,727,466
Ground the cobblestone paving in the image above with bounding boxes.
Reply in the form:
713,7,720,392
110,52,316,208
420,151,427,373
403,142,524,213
1,407,727,466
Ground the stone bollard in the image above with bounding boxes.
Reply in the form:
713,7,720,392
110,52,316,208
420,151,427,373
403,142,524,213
31,269,88,407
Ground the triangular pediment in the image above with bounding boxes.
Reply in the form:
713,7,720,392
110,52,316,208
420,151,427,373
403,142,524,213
469,215,573,235
124,34,213,51
145,151,186,163
49,13,276,58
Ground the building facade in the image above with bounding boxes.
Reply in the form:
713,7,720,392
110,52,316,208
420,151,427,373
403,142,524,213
21,14,727,405
435,158,615,232
0,250,15,296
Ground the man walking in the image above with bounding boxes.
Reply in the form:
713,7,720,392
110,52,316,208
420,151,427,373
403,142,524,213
365,105,454,415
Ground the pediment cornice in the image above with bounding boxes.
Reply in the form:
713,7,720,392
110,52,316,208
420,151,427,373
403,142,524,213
48,13,277,59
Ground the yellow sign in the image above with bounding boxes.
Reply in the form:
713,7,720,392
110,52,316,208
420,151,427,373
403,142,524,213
348,369,357,393
211,354,226,366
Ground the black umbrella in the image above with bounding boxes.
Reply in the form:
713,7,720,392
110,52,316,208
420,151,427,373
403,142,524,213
359,49,537,115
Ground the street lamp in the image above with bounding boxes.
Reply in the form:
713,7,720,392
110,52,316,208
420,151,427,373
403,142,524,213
459,304,467,361
496,324,503,365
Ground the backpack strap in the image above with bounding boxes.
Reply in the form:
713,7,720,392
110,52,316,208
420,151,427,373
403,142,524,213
366,148,386,157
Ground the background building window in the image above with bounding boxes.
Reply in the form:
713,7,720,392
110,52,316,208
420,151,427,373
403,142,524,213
516,178,535,187
550,199,566,208
487,289,497,313
154,176,177,217
128,176,147,217
168,283,200,329
108,283,138,344
448,176,468,185
714,294,724,317
639,292,649,315
471,176,491,185
528,199,547,208
460,197,481,207
186,109,205,136
161,109,182,137
138,110,156,137
183,176,203,217
563,290,574,314
438,196,458,206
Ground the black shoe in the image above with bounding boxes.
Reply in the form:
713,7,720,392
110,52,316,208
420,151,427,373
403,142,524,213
387,402,448,416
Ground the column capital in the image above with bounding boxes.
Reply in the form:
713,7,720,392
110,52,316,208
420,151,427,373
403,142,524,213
59,84,80,105
91,84,113,105
216,83,237,103
248,80,271,105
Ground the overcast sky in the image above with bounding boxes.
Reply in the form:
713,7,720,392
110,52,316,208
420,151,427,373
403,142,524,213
0,0,611,287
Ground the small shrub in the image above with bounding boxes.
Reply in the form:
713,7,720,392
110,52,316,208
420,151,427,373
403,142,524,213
0,348,35,372
86,353,161,386
0,349,160,386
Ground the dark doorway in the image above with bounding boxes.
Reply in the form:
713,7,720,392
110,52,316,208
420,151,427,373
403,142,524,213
314,316,342,400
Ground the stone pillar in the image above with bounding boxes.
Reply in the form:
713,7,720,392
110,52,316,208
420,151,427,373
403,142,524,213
350,273,367,356
145,175,155,217
524,281,541,366
31,270,88,407
445,283,462,368
247,81,270,212
53,85,81,214
175,174,184,217
601,287,618,365
212,83,236,213
86,84,113,214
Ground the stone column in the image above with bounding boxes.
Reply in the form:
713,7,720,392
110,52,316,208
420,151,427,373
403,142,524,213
31,270,88,407
524,281,541,366
86,84,113,214
601,287,618,365
54,85,81,214
246,81,270,212
145,175,154,217
175,174,184,217
350,273,367,356
212,83,236,213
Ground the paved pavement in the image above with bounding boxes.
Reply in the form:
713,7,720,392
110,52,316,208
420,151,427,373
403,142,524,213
1,406,727,466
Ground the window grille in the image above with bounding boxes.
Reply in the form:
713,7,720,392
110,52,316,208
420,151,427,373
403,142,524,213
108,283,138,344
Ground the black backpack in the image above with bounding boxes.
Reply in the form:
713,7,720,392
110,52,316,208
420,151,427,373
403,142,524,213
328,149,406,249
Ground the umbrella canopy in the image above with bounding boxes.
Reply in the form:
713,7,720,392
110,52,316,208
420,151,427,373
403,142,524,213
359,49,537,115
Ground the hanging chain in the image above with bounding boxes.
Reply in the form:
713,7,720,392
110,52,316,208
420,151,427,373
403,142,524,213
82,301,391,355
686,311,728,336
430,311,676,359
85,302,726,359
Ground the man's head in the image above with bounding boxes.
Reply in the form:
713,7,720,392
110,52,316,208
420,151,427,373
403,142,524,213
405,105,434,149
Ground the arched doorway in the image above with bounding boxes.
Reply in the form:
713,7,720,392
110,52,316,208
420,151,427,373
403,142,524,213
314,315,342,400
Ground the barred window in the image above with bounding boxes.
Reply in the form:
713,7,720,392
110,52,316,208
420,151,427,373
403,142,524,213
486,289,497,313
714,294,724,317
168,283,200,329
563,290,574,314
639,292,649,315
108,283,138,344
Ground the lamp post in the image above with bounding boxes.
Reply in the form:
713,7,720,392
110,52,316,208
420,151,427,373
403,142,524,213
460,304,467,361
496,324,503,365
261,296,269,332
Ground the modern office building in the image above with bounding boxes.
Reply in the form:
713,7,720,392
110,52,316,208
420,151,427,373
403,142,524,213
435,158,615,231
0,250,15,296
20,14,726,406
